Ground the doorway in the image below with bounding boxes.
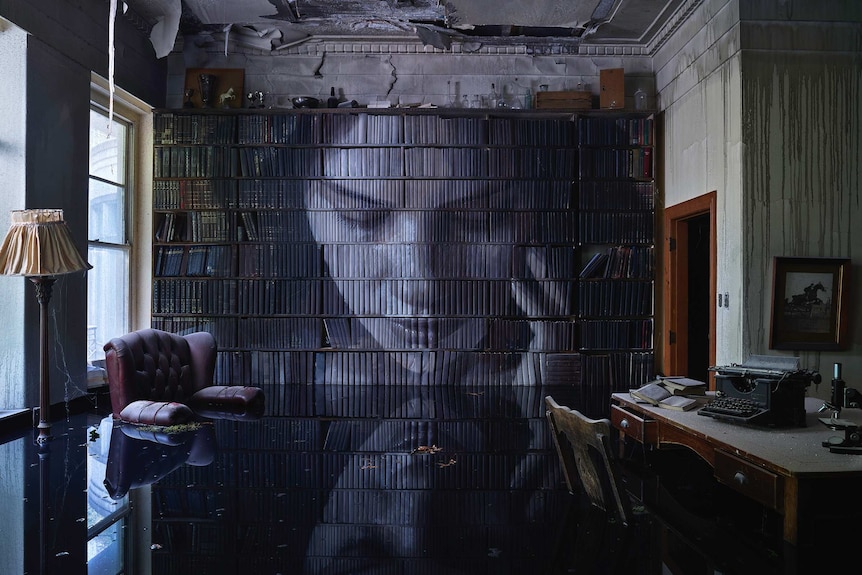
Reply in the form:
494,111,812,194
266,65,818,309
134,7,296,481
662,192,716,386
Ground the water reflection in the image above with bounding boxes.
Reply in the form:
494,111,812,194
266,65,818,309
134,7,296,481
103,420,216,500
89,404,569,574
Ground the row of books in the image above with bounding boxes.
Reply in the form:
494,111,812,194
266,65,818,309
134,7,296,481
237,243,322,278
577,280,653,317
152,279,238,315
320,243,577,281
578,116,655,146
153,243,642,285
578,147,653,179
579,245,655,279
400,147,577,179
237,113,319,145
154,113,235,145
578,212,654,244
154,211,232,243
154,142,613,183
307,180,574,211
155,245,233,277
152,208,592,245
152,178,649,214
487,117,577,146
150,315,238,347
322,112,407,144
154,146,233,178
578,181,654,210
155,111,648,148
153,179,234,209
238,147,321,177
318,280,574,318
233,283,322,317
235,317,324,348
578,319,653,350
234,179,574,211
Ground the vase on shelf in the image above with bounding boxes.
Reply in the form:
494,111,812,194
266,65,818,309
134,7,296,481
198,74,218,108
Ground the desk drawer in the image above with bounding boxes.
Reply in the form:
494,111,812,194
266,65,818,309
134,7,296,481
714,449,781,510
611,404,657,444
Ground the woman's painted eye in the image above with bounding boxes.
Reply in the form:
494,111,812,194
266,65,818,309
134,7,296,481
337,209,390,231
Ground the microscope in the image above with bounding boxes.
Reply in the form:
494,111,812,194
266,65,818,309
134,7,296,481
819,363,862,454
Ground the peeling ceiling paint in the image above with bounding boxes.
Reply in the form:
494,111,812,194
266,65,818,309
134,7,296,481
121,0,690,57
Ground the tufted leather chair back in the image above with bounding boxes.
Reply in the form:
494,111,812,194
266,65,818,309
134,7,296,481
103,328,217,420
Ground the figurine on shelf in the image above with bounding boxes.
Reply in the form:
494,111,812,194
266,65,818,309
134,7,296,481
219,87,236,108
246,90,265,109
198,73,217,107
183,88,195,108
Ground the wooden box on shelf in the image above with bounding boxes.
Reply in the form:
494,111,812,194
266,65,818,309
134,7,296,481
535,90,592,110
599,68,625,109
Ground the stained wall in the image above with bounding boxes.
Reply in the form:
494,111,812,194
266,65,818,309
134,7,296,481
656,0,862,398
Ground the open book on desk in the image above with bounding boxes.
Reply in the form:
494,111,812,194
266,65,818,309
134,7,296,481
630,380,700,411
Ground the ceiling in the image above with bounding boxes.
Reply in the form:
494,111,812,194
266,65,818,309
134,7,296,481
122,0,691,57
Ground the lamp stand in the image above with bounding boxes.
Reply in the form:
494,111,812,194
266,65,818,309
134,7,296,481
30,276,56,444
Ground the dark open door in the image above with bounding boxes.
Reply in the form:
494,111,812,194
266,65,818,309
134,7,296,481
662,192,716,387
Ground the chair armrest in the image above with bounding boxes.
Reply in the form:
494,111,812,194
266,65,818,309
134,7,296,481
189,386,265,420
184,331,218,394
117,399,195,426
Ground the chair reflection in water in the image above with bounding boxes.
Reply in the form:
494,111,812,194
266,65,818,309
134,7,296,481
103,421,217,500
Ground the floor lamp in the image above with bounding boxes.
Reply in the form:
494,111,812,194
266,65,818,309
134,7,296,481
0,209,91,443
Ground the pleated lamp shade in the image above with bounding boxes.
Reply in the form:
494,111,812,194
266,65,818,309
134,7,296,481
0,209,91,277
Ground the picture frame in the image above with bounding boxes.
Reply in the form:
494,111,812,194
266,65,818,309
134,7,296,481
769,256,850,350
183,68,245,109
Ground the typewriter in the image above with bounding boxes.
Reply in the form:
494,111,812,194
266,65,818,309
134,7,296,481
699,355,821,426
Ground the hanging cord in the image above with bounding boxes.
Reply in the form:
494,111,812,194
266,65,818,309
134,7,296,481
107,0,117,136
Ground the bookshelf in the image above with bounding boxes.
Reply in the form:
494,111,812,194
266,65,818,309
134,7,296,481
148,108,655,571
576,115,656,415
151,108,655,419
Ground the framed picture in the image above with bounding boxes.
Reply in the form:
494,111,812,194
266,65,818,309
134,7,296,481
183,68,245,109
769,256,850,350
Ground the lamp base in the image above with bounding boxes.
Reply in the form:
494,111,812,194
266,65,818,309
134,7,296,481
31,276,55,445
36,420,51,443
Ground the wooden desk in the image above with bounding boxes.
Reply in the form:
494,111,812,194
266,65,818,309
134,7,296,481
611,393,862,546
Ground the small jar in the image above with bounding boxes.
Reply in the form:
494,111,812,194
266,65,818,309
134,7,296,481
634,88,647,110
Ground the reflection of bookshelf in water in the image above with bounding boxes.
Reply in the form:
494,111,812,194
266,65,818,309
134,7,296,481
146,415,572,573
152,110,654,421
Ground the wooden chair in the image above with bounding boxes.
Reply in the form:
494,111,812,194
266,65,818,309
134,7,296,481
545,395,633,524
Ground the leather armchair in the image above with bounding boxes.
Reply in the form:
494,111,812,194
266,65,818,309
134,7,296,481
103,328,264,425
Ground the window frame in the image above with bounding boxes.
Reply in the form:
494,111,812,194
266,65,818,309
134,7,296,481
88,74,153,353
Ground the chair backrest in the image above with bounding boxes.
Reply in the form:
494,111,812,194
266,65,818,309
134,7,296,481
545,395,632,524
103,328,217,419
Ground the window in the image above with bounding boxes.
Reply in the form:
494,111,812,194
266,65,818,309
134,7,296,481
86,76,151,575
87,105,132,362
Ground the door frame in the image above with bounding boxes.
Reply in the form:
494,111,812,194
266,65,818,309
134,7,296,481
662,191,717,386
